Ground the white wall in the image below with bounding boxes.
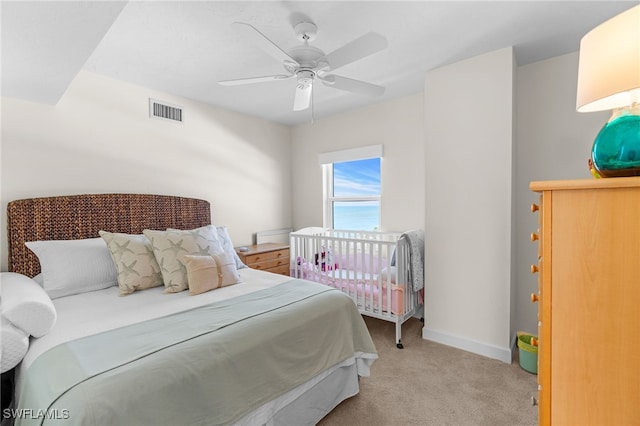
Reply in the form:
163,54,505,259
290,94,425,233
514,52,610,335
0,70,292,272
423,47,515,362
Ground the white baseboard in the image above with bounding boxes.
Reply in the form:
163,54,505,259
422,327,513,364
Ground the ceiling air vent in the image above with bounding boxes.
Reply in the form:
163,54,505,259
149,98,183,123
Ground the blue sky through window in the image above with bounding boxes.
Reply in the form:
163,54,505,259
331,158,381,231
333,158,380,198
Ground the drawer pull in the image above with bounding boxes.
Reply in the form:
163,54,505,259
530,264,539,274
531,203,540,213
531,293,539,303
530,232,539,242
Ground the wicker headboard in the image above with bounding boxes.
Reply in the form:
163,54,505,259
6,194,211,277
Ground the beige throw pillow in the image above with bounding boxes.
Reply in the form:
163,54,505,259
143,225,223,293
213,252,241,287
99,231,163,295
181,255,220,296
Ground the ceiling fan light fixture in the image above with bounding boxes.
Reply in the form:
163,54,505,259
294,22,318,42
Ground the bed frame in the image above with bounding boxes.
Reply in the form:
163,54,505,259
5,193,369,425
6,193,210,278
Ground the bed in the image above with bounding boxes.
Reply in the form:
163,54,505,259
290,227,424,349
3,194,377,426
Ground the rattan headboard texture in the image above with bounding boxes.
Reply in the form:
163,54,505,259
6,194,211,277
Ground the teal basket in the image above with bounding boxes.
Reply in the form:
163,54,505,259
517,333,538,374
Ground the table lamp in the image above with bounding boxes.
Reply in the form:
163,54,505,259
576,5,640,177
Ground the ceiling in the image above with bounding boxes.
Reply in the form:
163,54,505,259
1,1,635,126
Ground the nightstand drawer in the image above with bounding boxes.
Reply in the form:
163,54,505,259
237,243,290,277
268,264,290,276
243,248,289,265
249,256,288,271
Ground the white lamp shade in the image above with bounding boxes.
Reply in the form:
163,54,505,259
576,5,640,112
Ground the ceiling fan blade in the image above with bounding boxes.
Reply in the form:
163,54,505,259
293,83,312,111
321,75,385,97
320,32,387,71
231,22,299,66
219,74,292,86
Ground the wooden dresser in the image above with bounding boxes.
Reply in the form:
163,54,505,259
529,177,640,425
237,243,290,276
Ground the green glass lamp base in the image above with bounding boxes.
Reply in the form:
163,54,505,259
591,109,640,178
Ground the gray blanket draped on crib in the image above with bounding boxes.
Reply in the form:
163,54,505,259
391,229,424,291
398,229,425,292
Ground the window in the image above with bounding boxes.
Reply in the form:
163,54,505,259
323,157,381,231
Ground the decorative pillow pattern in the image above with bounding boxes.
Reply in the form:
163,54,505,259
212,252,241,287
0,272,57,337
143,225,223,293
25,238,118,299
99,231,164,295
181,255,220,296
216,226,247,269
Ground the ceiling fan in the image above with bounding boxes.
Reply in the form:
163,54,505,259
219,21,388,111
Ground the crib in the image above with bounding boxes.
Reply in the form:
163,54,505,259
290,227,423,348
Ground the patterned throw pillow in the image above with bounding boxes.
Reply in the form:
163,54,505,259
99,231,163,295
143,225,223,293
169,226,246,269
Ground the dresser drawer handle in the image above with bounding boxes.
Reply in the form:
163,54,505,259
531,264,539,274
530,232,539,242
531,203,540,213
531,293,539,303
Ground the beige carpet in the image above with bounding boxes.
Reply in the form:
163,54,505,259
318,316,538,426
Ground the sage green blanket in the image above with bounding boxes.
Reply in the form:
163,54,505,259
17,280,377,426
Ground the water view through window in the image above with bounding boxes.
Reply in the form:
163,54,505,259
332,158,380,231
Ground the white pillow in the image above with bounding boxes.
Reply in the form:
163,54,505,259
25,238,118,299
0,272,57,337
215,226,247,269
1,316,29,373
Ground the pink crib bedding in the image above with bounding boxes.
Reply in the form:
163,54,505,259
294,268,404,315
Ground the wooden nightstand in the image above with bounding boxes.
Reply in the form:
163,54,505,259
236,243,290,276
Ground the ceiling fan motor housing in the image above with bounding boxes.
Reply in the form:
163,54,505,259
297,70,315,87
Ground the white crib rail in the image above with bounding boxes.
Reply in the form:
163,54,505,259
290,227,420,348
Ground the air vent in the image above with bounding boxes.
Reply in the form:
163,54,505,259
149,99,183,123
